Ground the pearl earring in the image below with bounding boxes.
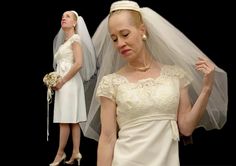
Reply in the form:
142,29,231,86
142,34,147,40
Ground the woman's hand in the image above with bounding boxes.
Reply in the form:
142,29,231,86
195,57,215,91
52,78,65,91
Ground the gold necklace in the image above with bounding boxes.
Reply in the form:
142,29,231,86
128,59,153,72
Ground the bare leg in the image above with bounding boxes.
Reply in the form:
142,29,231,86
71,123,81,154
52,123,70,163
67,123,82,162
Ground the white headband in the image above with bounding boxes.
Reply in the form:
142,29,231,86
70,10,79,19
110,0,141,13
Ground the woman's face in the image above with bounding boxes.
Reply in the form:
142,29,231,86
108,11,145,62
61,11,76,29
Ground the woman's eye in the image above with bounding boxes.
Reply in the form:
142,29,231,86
112,38,117,42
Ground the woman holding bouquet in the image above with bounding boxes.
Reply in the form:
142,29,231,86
49,10,96,166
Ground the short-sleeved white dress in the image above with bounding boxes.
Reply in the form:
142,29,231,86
97,65,191,166
53,34,87,123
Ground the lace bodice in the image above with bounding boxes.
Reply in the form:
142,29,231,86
54,34,81,64
53,34,81,76
97,65,191,128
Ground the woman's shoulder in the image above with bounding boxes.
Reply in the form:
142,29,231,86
100,73,125,85
69,34,81,43
72,34,80,39
101,73,118,81
162,64,188,77
162,64,181,70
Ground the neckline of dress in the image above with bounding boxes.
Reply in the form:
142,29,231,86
63,34,76,44
115,65,166,84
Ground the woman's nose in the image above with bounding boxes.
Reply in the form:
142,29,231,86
117,38,126,48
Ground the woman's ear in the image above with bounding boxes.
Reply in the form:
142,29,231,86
140,23,146,36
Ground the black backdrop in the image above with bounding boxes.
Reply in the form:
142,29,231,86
7,0,234,165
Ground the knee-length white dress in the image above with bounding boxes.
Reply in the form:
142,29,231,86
53,34,87,123
96,65,191,166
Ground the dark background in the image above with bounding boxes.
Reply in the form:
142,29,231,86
6,0,234,165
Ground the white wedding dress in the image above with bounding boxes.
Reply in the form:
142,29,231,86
53,34,87,123
97,65,191,166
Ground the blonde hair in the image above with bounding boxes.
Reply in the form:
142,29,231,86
70,10,78,21
109,9,143,28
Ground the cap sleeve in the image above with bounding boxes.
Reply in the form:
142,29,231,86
164,65,192,88
96,74,116,102
174,65,192,88
70,34,81,44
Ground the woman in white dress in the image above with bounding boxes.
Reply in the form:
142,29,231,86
84,1,228,166
49,10,96,166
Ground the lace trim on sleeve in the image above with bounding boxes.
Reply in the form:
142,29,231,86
164,65,192,88
70,34,81,44
96,74,116,102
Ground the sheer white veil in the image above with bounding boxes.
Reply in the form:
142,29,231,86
83,1,228,141
52,10,97,135
53,10,96,82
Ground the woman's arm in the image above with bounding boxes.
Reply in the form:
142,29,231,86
178,57,215,136
97,96,117,166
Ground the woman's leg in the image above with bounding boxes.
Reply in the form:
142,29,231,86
51,123,70,163
66,123,82,163
71,123,81,154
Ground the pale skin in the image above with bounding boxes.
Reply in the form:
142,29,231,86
51,11,83,164
97,10,215,166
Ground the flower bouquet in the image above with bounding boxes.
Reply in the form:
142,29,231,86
43,71,61,141
43,71,61,89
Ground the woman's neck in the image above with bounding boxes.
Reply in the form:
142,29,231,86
128,54,153,72
63,30,75,41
